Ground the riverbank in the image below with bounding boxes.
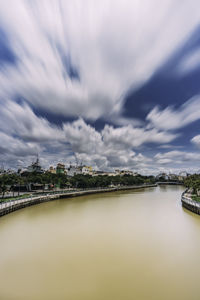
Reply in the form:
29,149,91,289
181,190,200,215
0,184,157,218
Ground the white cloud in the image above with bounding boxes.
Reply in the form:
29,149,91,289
155,150,200,165
63,118,102,155
102,124,177,149
63,118,177,155
0,0,199,120
191,135,200,147
0,102,177,170
0,100,65,142
0,132,40,157
177,48,200,75
147,96,200,130
0,103,198,172
62,118,177,169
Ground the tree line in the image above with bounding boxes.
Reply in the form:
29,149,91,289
0,171,156,194
183,174,200,194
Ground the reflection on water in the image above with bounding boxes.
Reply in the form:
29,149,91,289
0,185,200,300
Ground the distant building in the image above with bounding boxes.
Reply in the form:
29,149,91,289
115,169,135,176
92,170,110,176
156,173,169,180
0,168,15,176
27,157,44,173
178,172,188,182
92,171,118,176
168,174,178,181
29,183,44,191
48,166,56,174
107,172,117,176
67,165,76,177
18,168,27,175
179,171,188,178
82,165,93,175
67,165,83,177
56,163,65,174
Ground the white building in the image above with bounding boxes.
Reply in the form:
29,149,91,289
82,165,93,175
179,171,188,178
115,169,136,176
26,157,44,173
67,165,83,177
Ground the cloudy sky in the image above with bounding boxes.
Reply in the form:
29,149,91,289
1,0,200,174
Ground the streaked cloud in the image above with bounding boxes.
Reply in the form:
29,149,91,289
0,0,199,120
0,132,39,156
0,1,200,173
155,150,200,165
147,96,200,130
0,100,65,142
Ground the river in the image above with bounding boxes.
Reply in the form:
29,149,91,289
0,185,200,300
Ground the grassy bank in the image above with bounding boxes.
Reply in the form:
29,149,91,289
192,195,200,203
0,194,30,203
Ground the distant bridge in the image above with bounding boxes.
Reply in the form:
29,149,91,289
156,181,183,185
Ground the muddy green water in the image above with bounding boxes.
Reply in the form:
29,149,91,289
0,185,200,300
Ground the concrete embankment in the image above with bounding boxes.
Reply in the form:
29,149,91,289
181,191,200,215
0,184,157,218
157,181,183,185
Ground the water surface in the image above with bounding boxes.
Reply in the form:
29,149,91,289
0,185,199,300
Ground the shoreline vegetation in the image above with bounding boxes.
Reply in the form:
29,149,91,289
182,174,200,203
0,172,182,201
4,170,200,217
181,174,200,215
192,195,200,202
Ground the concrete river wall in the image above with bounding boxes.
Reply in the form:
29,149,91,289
0,184,157,218
181,191,200,215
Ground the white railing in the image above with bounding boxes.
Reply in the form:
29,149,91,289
181,193,200,208
0,184,157,215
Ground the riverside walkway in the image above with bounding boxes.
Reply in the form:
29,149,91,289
0,184,157,218
181,191,200,215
